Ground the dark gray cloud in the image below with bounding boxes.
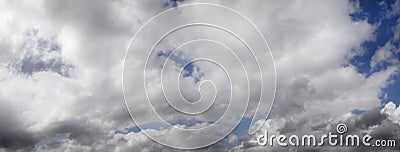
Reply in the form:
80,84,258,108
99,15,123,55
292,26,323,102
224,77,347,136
0,99,38,151
237,102,400,151
0,131,37,151
355,109,387,129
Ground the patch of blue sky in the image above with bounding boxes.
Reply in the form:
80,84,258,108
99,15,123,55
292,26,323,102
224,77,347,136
115,117,252,138
231,117,251,138
214,117,253,148
115,118,210,134
7,30,73,77
351,109,368,115
163,0,184,8
115,122,167,134
348,0,400,109
380,74,400,105
157,50,203,83
350,0,399,75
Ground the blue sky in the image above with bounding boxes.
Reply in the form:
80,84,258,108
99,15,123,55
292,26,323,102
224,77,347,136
349,0,400,106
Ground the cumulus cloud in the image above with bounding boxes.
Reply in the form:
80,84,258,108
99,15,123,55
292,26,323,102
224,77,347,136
382,101,400,124
237,101,400,151
0,0,399,151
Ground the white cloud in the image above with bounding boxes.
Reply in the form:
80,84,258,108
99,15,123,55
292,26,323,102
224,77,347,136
382,101,400,125
370,42,399,71
0,0,398,151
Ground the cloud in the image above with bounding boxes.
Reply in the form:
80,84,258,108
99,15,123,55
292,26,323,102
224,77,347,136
6,30,73,77
0,0,398,151
0,98,38,150
370,42,399,71
382,101,400,124
238,101,400,151
355,108,387,129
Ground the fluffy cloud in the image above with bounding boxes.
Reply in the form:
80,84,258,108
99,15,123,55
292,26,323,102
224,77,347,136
382,101,400,124
0,0,399,151
237,101,400,151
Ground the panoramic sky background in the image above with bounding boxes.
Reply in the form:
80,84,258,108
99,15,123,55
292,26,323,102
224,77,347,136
0,0,399,151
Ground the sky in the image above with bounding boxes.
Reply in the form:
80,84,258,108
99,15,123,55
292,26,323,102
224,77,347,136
0,0,399,151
